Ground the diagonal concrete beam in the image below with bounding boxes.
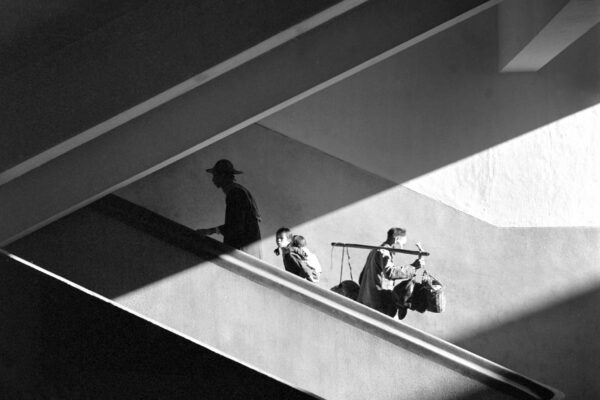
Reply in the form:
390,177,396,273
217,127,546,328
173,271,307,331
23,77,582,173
500,0,600,72
0,0,353,186
0,0,499,246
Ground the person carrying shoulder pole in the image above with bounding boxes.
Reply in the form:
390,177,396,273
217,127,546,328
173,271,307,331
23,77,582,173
357,227,423,317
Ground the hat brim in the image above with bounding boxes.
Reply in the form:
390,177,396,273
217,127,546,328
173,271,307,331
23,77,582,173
206,168,243,174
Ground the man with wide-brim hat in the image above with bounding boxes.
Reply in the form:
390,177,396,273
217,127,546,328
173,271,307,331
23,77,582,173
205,159,243,175
197,159,262,258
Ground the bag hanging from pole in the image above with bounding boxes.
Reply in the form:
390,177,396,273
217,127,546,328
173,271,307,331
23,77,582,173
422,272,446,313
331,280,360,301
392,271,446,314
330,246,360,301
408,281,429,313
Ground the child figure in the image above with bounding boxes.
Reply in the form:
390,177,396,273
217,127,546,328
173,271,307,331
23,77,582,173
291,235,322,283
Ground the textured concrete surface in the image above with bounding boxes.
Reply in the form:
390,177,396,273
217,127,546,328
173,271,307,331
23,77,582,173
112,124,599,398
405,105,600,227
117,258,518,400
260,6,600,228
0,0,497,246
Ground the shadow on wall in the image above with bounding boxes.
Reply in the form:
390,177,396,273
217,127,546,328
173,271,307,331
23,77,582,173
5,120,398,298
6,135,599,397
456,285,600,400
109,123,598,399
260,9,600,186
0,0,342,173
9,124,600,332
6,206,208,299
3,5,599,398
115,122,398,273
6,120,403,298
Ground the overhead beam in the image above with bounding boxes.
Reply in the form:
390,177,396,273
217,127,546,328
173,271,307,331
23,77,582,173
500,0,600,72
0,0,353,185
0,0,499,245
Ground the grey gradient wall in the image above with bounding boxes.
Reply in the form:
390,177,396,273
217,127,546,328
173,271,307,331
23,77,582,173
0,0,340,174
7,205,521,400
3,3,597,398
116,124,599,398
261,6,600,227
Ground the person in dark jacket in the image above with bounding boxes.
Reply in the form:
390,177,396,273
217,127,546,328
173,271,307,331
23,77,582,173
357,227,422,317
196,159,262,259
275,227,312,281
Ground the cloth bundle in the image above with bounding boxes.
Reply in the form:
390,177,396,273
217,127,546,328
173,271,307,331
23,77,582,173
393,271,445,319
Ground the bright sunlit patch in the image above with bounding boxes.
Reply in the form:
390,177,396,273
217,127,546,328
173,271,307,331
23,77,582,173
404,104,600,227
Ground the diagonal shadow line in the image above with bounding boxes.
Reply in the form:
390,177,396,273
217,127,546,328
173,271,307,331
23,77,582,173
6,194,563,399
0,1,596,253
256,121,504,227
256,122,599,230
5,195,232,300
257,12,600,193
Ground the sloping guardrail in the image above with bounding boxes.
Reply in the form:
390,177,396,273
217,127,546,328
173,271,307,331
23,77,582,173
91,194,564,400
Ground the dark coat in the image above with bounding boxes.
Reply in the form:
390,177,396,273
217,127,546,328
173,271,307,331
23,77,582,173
282,246,310,280
218,183,262,257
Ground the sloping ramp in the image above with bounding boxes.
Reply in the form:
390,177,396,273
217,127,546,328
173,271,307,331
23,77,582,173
0,250,319,399
6,195,563,400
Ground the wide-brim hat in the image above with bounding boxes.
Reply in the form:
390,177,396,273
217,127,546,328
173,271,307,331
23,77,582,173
206,159,243,174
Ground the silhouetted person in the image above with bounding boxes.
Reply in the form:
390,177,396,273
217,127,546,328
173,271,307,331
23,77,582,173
197,159,262,259
357,227,422,318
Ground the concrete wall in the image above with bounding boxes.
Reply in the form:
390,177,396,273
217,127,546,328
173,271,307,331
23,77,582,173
116,255,514,400
0,253,315,399
116,123,395,284
404,104,600,226
0,0,340,176
7,203,203,299
260,6,600,228
114,124,599,398
6,4,597,397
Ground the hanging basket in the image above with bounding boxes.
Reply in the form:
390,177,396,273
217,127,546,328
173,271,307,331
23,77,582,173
330,280,360,301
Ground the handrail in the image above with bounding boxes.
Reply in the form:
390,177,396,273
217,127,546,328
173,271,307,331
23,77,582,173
92,194,564,400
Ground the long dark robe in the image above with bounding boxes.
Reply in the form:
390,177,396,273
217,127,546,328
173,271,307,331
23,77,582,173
218,183,262,259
